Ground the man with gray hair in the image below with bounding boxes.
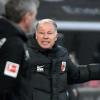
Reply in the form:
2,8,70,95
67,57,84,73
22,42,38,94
0,0,39,100
27,18,100,100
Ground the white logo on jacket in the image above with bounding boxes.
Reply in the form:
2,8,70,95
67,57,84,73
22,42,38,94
4,61,20,78
0,38,6,48
25,50,30,60
37,65,44,72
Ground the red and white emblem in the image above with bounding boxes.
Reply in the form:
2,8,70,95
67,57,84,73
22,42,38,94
61,61,66,72
4,61,20,78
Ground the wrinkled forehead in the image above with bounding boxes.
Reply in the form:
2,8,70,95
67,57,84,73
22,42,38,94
36,19,57,32
38,24,57,34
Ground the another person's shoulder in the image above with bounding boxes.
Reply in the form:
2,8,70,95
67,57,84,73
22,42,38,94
8,36,24,45
3,36,25,52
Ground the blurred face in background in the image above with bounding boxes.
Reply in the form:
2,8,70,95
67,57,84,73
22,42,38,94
23,10,37,33
36,21,58,49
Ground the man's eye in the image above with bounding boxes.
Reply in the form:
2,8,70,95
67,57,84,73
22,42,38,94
48,32,53,34
39,32,44,34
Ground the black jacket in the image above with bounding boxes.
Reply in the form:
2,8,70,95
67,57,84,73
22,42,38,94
27,37,100,100
0,16,29,100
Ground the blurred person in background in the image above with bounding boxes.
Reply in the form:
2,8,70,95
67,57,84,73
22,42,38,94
0,0,39,100
27,18,100,100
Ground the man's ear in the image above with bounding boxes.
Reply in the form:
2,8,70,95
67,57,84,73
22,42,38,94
24,12,31,24
56,33,59,40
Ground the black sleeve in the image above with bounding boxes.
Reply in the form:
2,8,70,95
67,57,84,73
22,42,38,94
0,37,25,93
87,63,100,80
67,56,100,84
78,63,100,83
67,57,90,84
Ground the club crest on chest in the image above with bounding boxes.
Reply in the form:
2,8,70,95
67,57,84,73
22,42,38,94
61,61,66,72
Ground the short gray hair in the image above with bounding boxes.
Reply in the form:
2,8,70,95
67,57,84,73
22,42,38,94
5,0,39,22
35,19,57,31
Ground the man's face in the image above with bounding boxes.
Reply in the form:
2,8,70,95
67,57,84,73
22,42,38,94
25,11,37,33
36,22,58,49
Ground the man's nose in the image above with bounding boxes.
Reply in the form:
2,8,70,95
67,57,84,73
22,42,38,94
43,33,48,38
